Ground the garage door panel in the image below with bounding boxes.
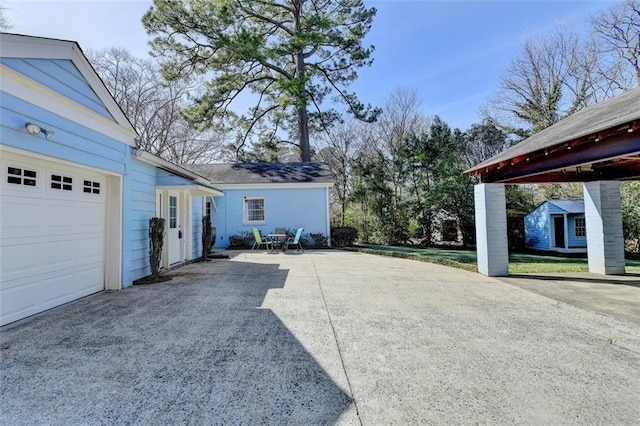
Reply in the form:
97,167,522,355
0,282,40,323
0,197,43,238
0,240,44,285
75,236,105,263
1,152,108,326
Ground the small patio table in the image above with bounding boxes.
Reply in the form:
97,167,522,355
267,233,287,251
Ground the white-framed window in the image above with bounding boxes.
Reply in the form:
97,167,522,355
575,217,586,237
169,196,178,229
243,196,265,223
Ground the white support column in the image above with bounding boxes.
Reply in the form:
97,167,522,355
583,181,625,275
475,183,509,276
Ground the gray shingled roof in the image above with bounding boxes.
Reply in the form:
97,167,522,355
548,199,584,214
187,162,333,185
468,86,640,173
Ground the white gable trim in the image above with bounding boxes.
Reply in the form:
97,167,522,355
1,65,137,145
0,34,135,134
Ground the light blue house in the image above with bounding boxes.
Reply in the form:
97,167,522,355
0,33,222,325
524,199,587,253
189,163,333,249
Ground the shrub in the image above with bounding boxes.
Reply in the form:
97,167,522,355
299,232,328,248
228,231,254,249
331,227,358,247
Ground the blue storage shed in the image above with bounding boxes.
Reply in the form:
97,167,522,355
524,199,587,253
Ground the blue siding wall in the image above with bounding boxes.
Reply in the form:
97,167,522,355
525,203,550,250
122,157,158,286
212,187,328,248
0,93,127,173
192,197,204,258
567,215,587,248
1,58,114,120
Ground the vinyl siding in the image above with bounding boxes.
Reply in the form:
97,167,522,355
0,92,127,174
122,159,158,285
567,215,587,248
192,197,204,258
0,58,113,120
212,187,329,248
525,203,550,250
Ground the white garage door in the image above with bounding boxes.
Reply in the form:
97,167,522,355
0,152,107,326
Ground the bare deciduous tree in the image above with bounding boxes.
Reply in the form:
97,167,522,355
0,0,12,31
315,119,361,227
591,0,640,88
486,24,599,136
87,48,230,164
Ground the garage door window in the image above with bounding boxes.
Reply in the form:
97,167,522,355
51,174,73,191
83,180,101,194
7,166,37,186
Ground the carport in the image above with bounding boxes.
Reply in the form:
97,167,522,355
467,87,640,276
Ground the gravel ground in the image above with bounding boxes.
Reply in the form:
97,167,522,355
1,250,639,425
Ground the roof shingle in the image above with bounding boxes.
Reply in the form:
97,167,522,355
187,162,333,185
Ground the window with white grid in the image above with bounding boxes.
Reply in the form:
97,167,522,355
243,197,265,223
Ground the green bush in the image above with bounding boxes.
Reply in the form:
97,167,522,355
331,227,358,247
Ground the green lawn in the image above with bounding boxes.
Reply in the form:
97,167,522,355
355,244,640,274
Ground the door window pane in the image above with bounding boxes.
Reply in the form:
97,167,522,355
169,196,177,228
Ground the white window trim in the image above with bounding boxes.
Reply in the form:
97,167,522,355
243,196,266,225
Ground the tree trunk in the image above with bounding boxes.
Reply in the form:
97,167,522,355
298,103,311,161
293,1,311,162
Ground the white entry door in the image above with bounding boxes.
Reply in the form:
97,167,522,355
168,193,182,264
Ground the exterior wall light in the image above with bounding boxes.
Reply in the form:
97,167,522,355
25,122,55,139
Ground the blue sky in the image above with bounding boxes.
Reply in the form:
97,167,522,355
5,0,616,131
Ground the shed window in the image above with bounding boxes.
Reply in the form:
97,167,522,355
243,197,265,223
575,217,586,237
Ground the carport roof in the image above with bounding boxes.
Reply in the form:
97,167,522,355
467,87,640,184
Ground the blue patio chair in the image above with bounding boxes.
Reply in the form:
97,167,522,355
252,228,273,252
284,228,304,253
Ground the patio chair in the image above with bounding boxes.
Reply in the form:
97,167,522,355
284,228,304,253
252,228,273,252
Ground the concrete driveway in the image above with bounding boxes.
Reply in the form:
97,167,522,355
2,250,639,425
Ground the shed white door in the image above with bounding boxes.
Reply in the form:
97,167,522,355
0,153,107,326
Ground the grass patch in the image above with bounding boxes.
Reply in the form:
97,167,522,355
350,245,640,274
